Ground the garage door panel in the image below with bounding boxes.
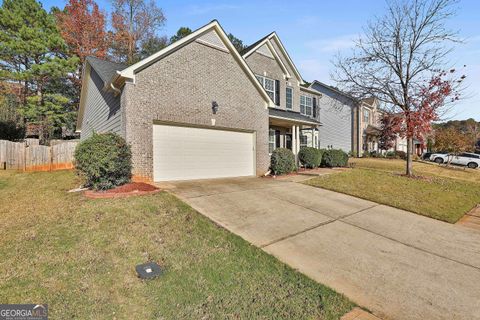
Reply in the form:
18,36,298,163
153,125,255,181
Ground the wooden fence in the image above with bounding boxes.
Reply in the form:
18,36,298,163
0,139,78,171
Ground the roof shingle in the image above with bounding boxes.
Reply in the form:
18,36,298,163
85,56,127,84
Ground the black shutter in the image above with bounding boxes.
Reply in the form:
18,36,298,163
275,80,280,106
313,97,317,118
275,130,281,148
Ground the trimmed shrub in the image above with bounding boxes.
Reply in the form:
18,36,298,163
270,148,296,175
298,147,322,168
74,133,132,190
321,149,349,167
385,151,396,159
395,150,407,160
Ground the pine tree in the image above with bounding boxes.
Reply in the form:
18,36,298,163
0,0,78,142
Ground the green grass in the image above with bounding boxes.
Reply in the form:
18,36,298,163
0,170,353,319
305,158,480,223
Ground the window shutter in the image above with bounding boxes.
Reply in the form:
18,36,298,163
313,97,317,118
274,80,280,106
275,130,281,148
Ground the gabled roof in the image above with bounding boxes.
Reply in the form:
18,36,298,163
242,32,305,84
309,80,358,102
113,20,274,107
85,56,126,85
76,57,127,132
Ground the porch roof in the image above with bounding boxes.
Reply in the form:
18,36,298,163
365,124,381,136
268,108,321,126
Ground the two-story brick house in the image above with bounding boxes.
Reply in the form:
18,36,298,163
76,20,324,182
241,32,322,157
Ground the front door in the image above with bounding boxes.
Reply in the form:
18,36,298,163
285,134,292,150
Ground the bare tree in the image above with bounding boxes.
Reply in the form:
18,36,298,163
333,0,462,176
111,0,166,64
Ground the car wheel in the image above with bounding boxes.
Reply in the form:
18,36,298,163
467,162,478,169
434,157,444,164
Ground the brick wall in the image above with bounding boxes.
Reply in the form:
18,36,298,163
123,40,270,180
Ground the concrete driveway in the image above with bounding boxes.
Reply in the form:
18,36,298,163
165,177,480,320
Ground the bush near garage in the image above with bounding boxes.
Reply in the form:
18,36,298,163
321,149,349,167
298,147,322,168
74,132,132,190
270,148,296,175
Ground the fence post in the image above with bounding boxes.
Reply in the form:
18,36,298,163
23,141,26,172
49,144,53,172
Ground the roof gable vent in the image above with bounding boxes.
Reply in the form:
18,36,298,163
196,29,227,51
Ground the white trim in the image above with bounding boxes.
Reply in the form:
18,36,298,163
300,95,313,117
256,74,276,104
286,86,293,109
300,85,322,95
265,40,291,79
243,33,304,84
76,62,91,132
115,20,274,108
195,38,230,53
269,115,319,126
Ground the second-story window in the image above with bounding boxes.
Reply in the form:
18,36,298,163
300,95,313,116
256,75,276,104
363,109,370,124
286,87,293,109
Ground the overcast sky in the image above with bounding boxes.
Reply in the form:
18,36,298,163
39,0,480,121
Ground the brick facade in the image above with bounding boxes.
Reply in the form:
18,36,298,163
123,41,270,180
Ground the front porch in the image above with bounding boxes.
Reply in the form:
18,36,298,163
268,108,320,161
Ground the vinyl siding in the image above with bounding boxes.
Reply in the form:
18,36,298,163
311,83,355,152
80,65,122,140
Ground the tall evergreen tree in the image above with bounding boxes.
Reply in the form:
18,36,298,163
0,0,78,141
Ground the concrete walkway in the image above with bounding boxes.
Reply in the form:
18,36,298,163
163,177,480,320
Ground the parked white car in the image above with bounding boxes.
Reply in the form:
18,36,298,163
429,152,480,169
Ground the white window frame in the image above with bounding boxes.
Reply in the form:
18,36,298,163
256,74,276,105
300,134,308,147
269,129,276,154
300,95,313,116
286,86,293,109
363,109,370,124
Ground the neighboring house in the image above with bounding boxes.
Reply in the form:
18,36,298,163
357,98,408,155
241,33,322,155
77,20,274,182
309,80,356,153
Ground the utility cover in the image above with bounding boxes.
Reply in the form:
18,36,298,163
135,262,162,279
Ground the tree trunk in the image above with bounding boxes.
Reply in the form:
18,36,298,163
406,136,413,176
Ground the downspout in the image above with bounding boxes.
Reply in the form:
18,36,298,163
110,82,121,96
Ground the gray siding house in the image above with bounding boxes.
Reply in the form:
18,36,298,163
309,81,357,153
77,57,126,139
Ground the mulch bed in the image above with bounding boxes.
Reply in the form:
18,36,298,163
84,182,160,199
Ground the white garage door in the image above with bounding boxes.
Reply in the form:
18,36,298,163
153,124,255,181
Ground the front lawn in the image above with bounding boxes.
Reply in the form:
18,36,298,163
0,171,353,319
305,158,480,223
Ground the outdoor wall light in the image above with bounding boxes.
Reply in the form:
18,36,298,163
212,101,219,114
135,262,162,279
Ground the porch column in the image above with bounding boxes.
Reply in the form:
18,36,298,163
311,128,315,147
292,125,297,156
296,125,300,155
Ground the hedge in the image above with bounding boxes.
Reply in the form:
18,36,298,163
270,148,296,175
298,147,322,168
321,149,349,167
74,132,132,190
